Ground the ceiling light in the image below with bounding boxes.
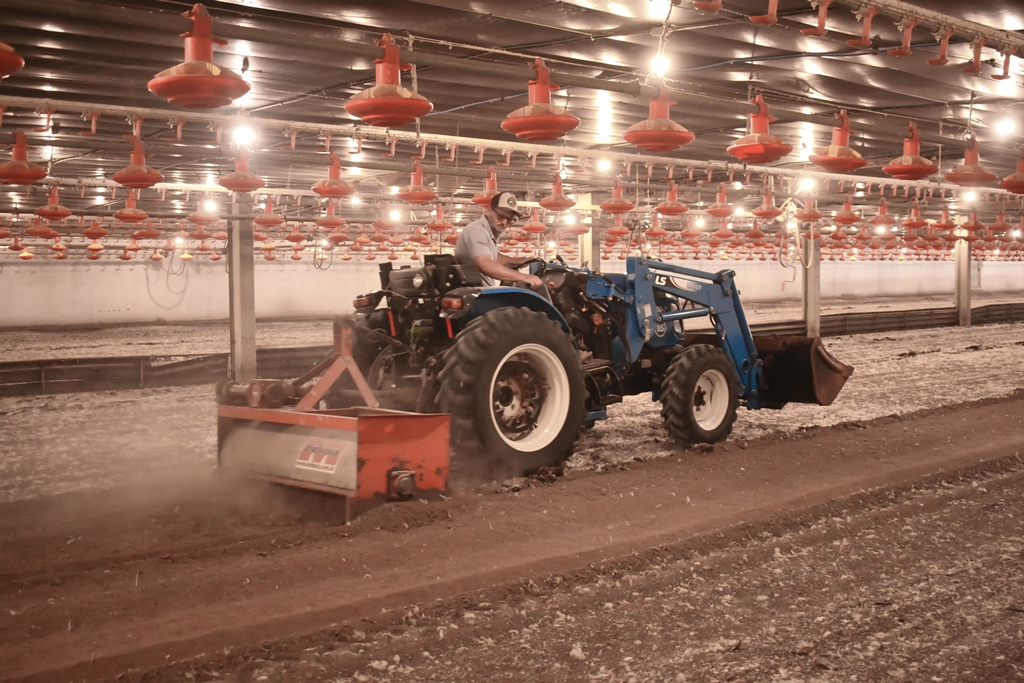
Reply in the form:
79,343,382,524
787,221,797,231
565,214,576,224
650,54,670,77
232,126,255,146
695,217,705,228
389,209,401,221
733,207,744,216
547,240,557,248
390,185,400,195
996,117,1016,136
798,177,815,192
351,196,361,205
597,159,612,172
350,166,362,175
174,236,185,246
204,201,217,212
733,181,742,190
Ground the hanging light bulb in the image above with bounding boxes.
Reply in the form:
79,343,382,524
597,159,612,172
232,126,255,146
996,118,1015,136
650,53,670,77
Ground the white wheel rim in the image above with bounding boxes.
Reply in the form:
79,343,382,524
692,368,730,431
488,343,570,452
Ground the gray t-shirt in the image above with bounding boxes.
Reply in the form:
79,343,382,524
454,215,500,286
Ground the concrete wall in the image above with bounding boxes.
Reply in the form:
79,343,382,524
1,255,1020,327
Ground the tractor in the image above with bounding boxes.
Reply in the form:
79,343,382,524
330,247,853,479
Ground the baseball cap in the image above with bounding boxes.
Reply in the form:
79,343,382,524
490,191,521,218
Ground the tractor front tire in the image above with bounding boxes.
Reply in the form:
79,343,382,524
660,344,739,448
438,307,586,480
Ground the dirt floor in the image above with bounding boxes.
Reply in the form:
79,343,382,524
1,320,1024,682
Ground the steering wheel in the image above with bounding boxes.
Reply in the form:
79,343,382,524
515,257,547,276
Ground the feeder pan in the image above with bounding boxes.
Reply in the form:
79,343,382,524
727,95,792,164
115,194,149,224
539,175,576,211
943,137,997,187
218,149,264,192
599,177,635,214
311,153,356,199
646,215,668,238
988,211,1012,238
187,208,218,225
932,208,957,233
502,59,580,141
252,198,285,228
882,122,937,181
960,211,986,243
344,33,433,127
833,197,861,225
606,216,630,237
148,4,249,109
521,209,547,235
316,202,347,230
396,161,437,204
998,157,1024,194
623,84,694,153
794,199,823,223
901,200,927,231
132,224,163,240
472,167,499,207
0,41,24,80
82,222,108,240
868,198,896,227
705,184,733,218
809,110,867,173
0,129,47,185
113,136,164,189
656,181,688,216
34,187,72,221
751,189,782,221
426,205,452,232
25,221,55,237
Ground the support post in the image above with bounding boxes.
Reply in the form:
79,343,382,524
576,192,593,270
228,193,257,381
955,238,971,327
801,236,821,337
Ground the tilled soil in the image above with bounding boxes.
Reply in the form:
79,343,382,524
2,394,1022,683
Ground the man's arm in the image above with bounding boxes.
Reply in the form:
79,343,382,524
496,253,534,269
474,254,542,287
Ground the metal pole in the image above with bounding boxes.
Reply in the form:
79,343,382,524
802,236,821,337
954,239,971,327
575,192,592,270
228,192,257,381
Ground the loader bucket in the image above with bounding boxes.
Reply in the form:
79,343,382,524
753,335,854,409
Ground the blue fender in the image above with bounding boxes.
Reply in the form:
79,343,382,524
449,286,575,339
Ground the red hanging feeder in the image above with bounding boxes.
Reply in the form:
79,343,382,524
868,198,896,230
623,84,694,153
705,184,733,218
426,204,452,232
147,4,250,109
960,211,986,243
311,153,356,199
539,175,576,211
833,196,861,226
750,0,779,26
112,136,164,189
751,188,782,221
114,192,149,224
600,177,635,214
656,181,688,216
606,216,631,238
344,33,433,127
252,197,285,228
34,186,72,221
396,161,437,204
901,200,927,232
132,224,163,240
501,59,580,141
315,201,346,230
0,41,24,80
521,209,547,236
882,122,937,181
471,167,499,207
943,137,997,187
809,110,867,173
727,95,792,164
218,148,264,192
998,155,1024,194
0,130,47,185
794,199,823,223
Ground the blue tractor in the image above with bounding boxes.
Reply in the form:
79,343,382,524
342,250,853,479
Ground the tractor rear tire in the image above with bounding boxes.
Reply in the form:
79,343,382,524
660,344,739,448
438,307,586,480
